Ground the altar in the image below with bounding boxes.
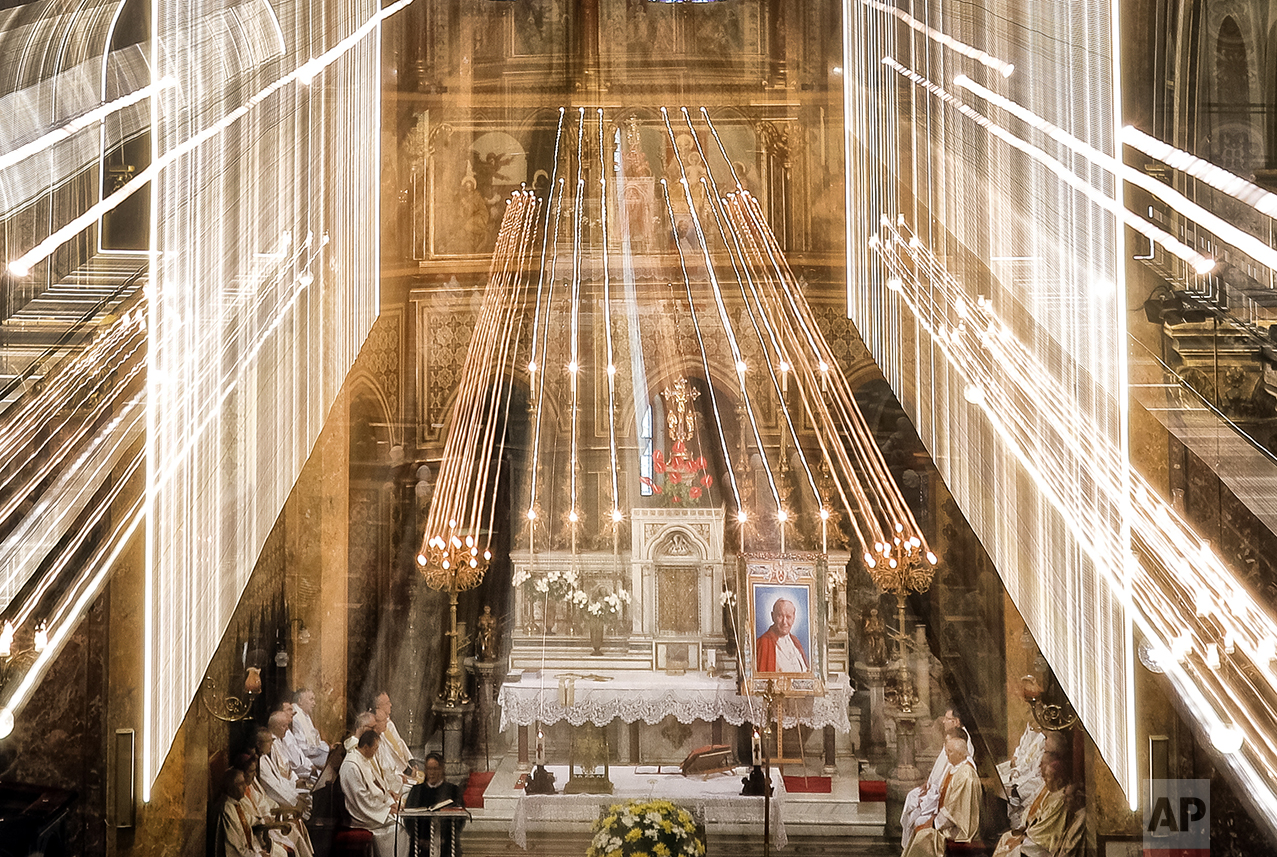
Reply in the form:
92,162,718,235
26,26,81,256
509,766,789,849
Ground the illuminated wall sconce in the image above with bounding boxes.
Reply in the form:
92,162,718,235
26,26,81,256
200,667,261,722
1021,671,1079,732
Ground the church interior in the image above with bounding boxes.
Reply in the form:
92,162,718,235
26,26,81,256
0,0,1276,855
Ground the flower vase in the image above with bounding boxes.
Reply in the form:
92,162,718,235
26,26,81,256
588,621,604,656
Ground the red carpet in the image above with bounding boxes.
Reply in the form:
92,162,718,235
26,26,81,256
782,775,832,794
859,780,887,801
463,771,495,808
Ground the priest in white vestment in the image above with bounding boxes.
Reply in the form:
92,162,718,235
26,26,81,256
901,713,974,848
218,768,273,857
340,731,410,857
291,689,330,769
1000,723,1046,828
345,711,377,753
236,753,314,857
272,707,316,782
992,758,1070,857
903,735,982,857
374,691,416,774
256,728,310,819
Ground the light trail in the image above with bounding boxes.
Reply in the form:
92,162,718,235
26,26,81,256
8,0,414,277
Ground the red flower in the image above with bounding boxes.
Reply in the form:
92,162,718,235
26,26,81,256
654,457,665,475
668,470,682,484
672,440,688,459
671,494,681,503
701,474,713,488
653,484,663,494
690,486,703,499
641,476,654,490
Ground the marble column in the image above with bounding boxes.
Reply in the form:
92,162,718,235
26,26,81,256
885,712,924,841
472,661,500,768
857,664,890,768
434,700,474,782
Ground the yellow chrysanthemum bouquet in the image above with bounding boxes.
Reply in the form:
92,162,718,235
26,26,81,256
587,798,706,857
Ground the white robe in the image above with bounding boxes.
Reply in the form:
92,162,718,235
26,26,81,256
239,791,291,857
220,796,263,857
291,709,330,768
901,733,976,848
340,751,410,857
904,760,981,857
375,739,409,797
773,634,808,672
260,748,304,812
282,730,315,780
247,781,314,857
1007,725,1046,827
382,719,413,772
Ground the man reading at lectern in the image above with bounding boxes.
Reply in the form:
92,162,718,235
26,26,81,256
755,597,808,673
404,752,466,857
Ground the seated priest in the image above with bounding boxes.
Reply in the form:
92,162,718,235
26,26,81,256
900,711,973,849
991,758,1071,857
374,707,413,794
232,753,311,857
217,768,275,857
404,752,466,857
272,705,316,782
290,688,330,770
344,711,377,753
903,733,982,857
338,731,409,857
755,598,808,672
256,728,311,820
374,691,417,774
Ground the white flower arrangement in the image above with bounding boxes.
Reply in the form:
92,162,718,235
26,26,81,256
719,588,737,608
586,588,630,620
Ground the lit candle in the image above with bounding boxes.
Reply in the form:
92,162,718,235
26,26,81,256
33,623,47,653
752,729,763,766
535,729,545,766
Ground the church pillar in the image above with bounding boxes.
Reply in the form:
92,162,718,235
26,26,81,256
885,714,923,841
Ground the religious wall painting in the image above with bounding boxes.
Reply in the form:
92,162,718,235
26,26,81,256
512,0,567,57
738,554,826,696
610,119,666,255
602,0,760,69
427,126,528,258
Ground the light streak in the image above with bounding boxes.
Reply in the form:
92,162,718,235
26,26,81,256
861,0,1014,77
1122,126,1277,219
954,75,1277,275
885,60,1214,274
8,0,415,276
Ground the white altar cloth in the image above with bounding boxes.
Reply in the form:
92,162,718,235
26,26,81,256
499,671,852,733
509,766,788,849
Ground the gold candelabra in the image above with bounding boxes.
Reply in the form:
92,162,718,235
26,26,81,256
865,551,936,715
418,529,491,707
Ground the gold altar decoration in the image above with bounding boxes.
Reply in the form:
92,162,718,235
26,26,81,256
865,547,935,715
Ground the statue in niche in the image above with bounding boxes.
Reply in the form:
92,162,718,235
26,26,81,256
862,606,887,667
476,605,498,662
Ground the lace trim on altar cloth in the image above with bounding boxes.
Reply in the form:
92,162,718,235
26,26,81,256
498,674,852,733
